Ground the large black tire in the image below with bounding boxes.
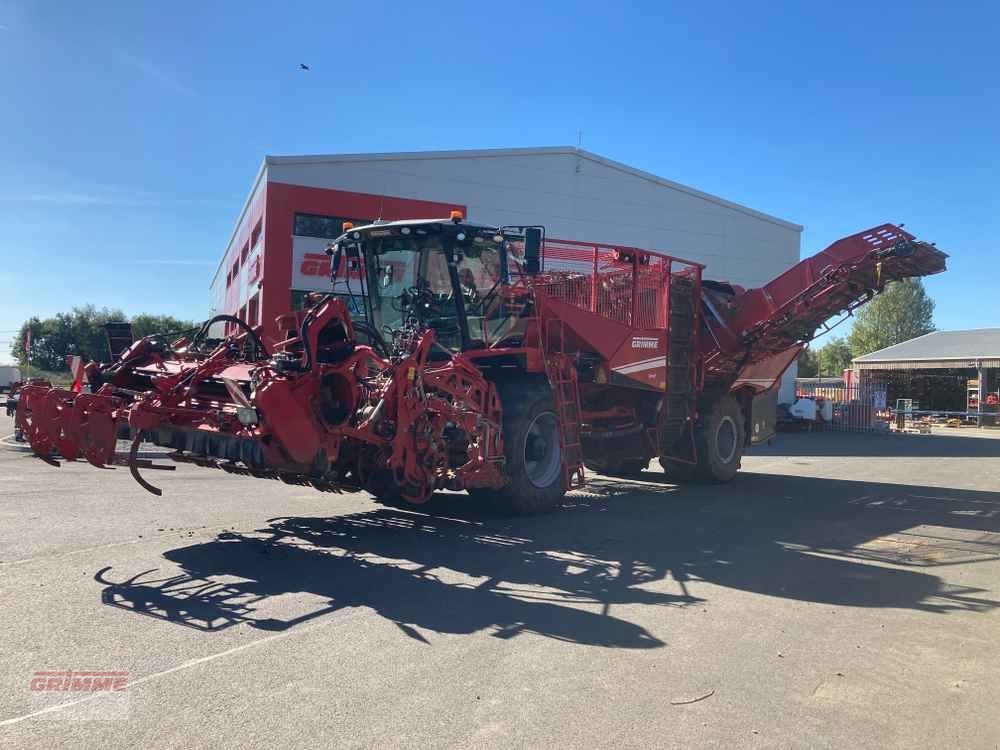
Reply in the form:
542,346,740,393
473,377,566,514
587,458,649,477
658,456,698,482
366,471,415,508
660,395,745,483
694,395,745,483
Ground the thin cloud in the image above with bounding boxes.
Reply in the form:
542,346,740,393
115,50,195,97
0,192,121,206
0,191,223,207
132,259,215,267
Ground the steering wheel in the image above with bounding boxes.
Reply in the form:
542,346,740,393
392,286,450,315
461,283,481,309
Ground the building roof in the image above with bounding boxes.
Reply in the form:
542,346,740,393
853,329,1000,370
263,147,804,232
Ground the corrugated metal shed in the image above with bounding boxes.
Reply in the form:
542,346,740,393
853,329,1000,370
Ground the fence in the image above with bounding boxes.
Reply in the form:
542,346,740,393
791,380,890,433
795,372,1000,433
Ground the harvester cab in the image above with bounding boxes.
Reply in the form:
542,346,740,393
326,215,537,359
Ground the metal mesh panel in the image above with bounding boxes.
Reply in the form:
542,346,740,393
635,258,670,329
536,242,673,329
792,379,890,433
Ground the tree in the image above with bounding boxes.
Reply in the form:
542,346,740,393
796,347,819,378
815,337,854,376
847,278,935,357
13,307,197,372
130,314,200,339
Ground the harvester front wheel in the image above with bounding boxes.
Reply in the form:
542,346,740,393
481,379,566,514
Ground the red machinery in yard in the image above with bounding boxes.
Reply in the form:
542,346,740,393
15,217,946,512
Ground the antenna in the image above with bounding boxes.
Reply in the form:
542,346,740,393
577,129,582,148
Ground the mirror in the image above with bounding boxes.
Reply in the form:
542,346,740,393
328,243,343,278
524,227,542,274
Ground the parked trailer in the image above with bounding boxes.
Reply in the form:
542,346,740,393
0,365,21,392
15,218,946,512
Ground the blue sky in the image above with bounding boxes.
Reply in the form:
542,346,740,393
1,0,997,361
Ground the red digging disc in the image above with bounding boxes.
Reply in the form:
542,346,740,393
16,385,54,457
72,394,118,467
40,388,79,461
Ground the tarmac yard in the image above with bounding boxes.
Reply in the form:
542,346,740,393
1,410,999,749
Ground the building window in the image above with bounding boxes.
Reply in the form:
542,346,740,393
293,213,367,239
247,292,259,327
251,219,262,250
241,240,250,263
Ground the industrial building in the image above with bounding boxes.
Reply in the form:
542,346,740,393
854,328,1000,423
211,146,803,395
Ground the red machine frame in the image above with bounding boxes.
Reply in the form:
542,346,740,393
16,220,947,506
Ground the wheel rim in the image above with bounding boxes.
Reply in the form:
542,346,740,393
524,411,562,488
716,415,737,464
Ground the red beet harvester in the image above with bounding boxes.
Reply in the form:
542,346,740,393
16,217,946,512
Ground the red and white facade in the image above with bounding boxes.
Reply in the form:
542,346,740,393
212,148,803,382
212,177,461,347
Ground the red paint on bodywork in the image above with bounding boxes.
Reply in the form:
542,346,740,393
18,220,946,502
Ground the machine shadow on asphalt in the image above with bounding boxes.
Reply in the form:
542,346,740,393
91,465,1000,648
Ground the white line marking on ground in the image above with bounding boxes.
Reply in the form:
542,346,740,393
0,615,342,727
0,535,186,567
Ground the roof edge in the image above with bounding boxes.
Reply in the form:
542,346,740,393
853,328,1000,362
852,329,939,361
264,146,803,232
854,355,1000,363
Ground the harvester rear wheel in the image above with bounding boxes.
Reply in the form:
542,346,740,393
474,378,565,514
660,395,744,483
694,395,745,483
658,457,698,482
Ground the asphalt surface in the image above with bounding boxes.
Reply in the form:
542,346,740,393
1,411,999,749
